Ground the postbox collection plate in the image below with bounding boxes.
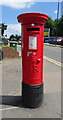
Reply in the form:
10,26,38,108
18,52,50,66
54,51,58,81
29,36,37,50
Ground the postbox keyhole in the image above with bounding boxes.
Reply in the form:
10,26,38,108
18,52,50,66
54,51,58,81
37,59,41,63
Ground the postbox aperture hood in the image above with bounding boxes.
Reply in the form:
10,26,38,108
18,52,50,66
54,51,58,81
17,12,49,24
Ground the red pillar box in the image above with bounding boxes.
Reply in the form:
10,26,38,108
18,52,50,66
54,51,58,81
17,12,48,108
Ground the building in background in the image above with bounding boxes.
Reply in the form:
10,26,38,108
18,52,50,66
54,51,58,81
61,1,63,16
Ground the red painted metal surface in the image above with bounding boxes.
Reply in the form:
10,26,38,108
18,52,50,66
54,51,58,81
17,12,48,85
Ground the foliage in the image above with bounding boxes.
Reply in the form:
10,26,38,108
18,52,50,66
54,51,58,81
1,16,63,38
9,34,21,41
45,16,63,37
45,17,54,36
1,23,7,36
2,38,8,45
9,34,15,40
57,15,63,36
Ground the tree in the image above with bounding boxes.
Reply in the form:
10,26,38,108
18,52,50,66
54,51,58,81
1,23,7,36
45,17,54,36
9,34,21,41
57,15,63,36
52,18,60,36
45,17,61,36
9,34,15,40
14,34,21,41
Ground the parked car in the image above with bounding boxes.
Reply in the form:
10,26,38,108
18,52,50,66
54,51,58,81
61,38,63,45
44,37,49,43
48,37,56,44
50,38,57,44
44,39,49,43
57,37,63,45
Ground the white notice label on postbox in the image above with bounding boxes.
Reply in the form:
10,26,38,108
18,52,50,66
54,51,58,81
29,36,37,49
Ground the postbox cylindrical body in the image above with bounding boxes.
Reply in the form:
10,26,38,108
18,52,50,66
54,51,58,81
17,12,48,108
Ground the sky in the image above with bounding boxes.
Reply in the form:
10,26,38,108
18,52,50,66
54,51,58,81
0,0,62,38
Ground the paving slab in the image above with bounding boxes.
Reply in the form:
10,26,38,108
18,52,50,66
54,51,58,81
0,58,61,118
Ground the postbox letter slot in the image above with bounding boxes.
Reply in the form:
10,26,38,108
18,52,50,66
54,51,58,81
27,28,40,31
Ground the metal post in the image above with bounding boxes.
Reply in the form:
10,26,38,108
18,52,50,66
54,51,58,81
55,0,59,46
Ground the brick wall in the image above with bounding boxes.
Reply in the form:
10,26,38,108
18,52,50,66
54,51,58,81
2,47,19,58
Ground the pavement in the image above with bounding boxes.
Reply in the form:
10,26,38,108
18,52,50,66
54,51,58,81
0,56,61,118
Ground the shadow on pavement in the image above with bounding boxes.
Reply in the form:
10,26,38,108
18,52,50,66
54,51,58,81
0,95,23,107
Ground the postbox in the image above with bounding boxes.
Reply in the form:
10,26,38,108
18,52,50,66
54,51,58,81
17,12,48,108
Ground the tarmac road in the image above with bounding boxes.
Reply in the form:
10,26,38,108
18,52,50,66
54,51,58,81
44,44,61,62
0,44,62,118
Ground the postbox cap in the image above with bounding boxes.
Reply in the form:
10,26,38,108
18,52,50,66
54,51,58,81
17,12,49,24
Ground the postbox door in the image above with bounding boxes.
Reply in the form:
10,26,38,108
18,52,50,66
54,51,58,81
22,29,43,85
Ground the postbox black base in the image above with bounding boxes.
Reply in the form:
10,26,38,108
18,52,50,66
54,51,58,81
22,82,43,108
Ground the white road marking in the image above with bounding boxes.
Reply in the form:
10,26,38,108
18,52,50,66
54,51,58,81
0,106,19,111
